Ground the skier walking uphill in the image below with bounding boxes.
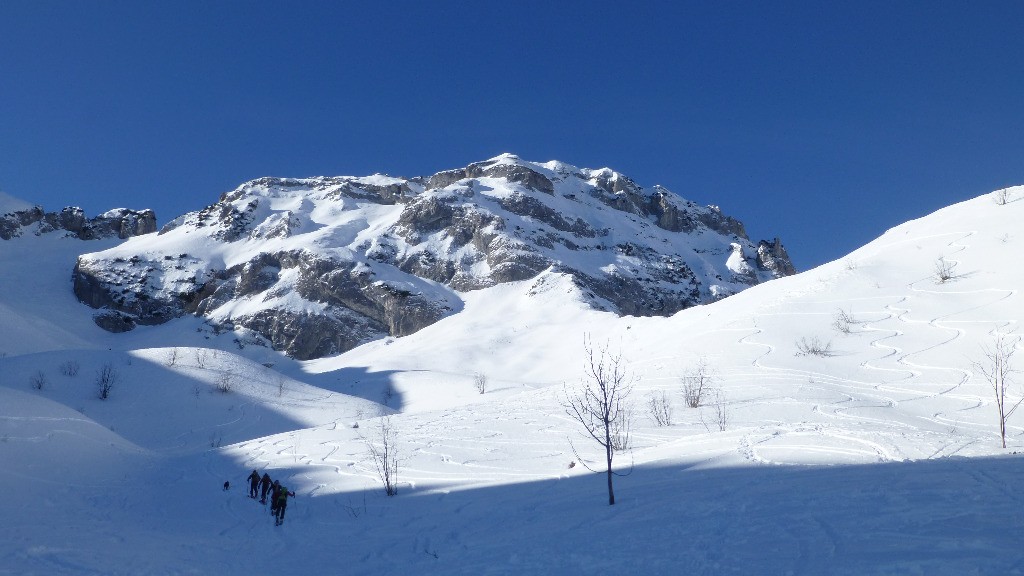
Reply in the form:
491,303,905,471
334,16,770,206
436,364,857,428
247,470,260,499
259,472,273,504
274,485,296,526
269,480,281,516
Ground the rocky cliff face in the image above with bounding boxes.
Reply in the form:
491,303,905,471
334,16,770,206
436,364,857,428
73,154,796,359
0,206,156,241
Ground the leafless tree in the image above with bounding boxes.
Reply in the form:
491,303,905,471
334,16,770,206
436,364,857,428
194,348,208,369
96,363,118,400
933,257,958,284
564,337,634,505
972,331,1021,448
700,389,729,432
365,416,401,496
832,308,859,334
30,370,47,390
165,348,179,367
60,360,80,377
215,372,234,394
647,391,673,426
474,372,488,395
682,357,715,408
994,188,1011,205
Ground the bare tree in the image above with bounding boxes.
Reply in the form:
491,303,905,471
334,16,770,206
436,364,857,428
30,370,47,390
473,372,487,395
60,360,80,377
96,363,118,400
681,357,715,408
972,331,1021,448
194,348,208,369
365,416,401,496
564,337,634,505
832,308,859,334
165,348,179,367
700,388,729,432
647,391,673,426
933,257,958,284
994,188,1011,205
215,372,234,394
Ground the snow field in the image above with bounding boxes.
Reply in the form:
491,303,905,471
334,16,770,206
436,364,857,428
3,186,1024,573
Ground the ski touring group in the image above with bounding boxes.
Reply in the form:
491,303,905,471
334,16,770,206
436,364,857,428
242,469,296,526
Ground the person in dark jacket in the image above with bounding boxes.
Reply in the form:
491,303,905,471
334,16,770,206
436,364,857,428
259,472,273,504
274,485,296,525
247,469,260,499
269,480,281,516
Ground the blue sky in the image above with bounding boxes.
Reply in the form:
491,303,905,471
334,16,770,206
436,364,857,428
2,1,1023,270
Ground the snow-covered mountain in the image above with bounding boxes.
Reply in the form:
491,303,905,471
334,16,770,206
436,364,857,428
3,178,1024,575
72,154,794,359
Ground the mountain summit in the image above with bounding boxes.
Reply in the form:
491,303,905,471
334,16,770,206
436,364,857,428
73,154,794,359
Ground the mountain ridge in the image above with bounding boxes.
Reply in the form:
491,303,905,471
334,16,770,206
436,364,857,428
71,154,795,359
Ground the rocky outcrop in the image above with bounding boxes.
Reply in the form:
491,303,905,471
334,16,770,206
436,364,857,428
73,154,796,359
0,206,156,241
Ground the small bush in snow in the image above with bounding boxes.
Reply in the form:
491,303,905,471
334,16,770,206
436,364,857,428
59,360,80,377
194,349,208,369
700,389,729,432
96,363,118,399
473,372,487,395
165,348,179,367
364,417,401,496
795,336,834,357
681,357,715,408
30,370,47,390
832,308,859,334
647,391,673,426
215,373,234,394
933,257,958,284
994,188,1011,205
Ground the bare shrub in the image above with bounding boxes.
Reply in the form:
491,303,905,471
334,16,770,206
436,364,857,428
933,257,958,284
364,416,400,496
30,370,47,390
59,360,80,377
473,372,487,395
215,372,234,394
700,389,729,432
647,391,673,426
994,188,1011,205
795,336,834,357
832,308,859,334
971,331,1020,448
96,363,118,400
194,349,208,369
165,348,179,367
563,336,635,505
681,357,715,408
610,409,633,452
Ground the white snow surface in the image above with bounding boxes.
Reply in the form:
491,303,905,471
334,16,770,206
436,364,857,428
3,186,1024,574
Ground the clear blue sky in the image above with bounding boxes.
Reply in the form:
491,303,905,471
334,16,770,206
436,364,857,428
2,1,1023,270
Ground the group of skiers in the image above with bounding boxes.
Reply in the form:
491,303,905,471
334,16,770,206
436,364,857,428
246,469,295,526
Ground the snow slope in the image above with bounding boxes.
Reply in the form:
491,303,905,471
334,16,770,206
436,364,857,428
2,186,1024,574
